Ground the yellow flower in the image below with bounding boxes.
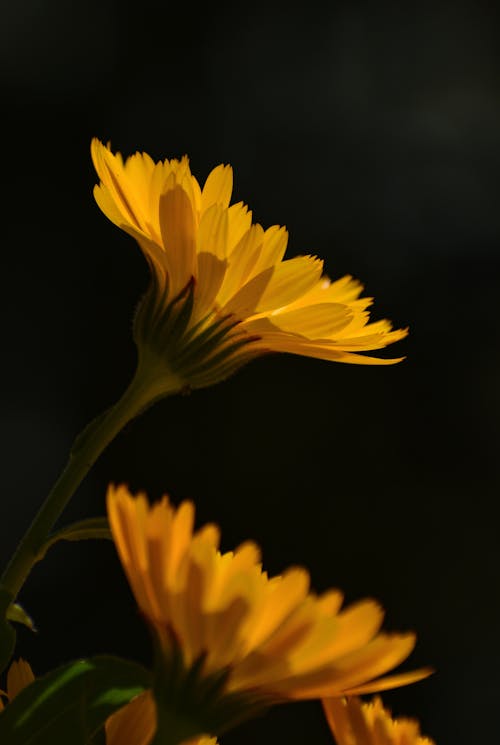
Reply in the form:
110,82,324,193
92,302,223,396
0,659,34,711
92,140,408,392
107,485,430,709
323,695,436,745
105,690,217,745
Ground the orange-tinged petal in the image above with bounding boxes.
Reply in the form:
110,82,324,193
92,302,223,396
166,499,196,582
7,659,34,700
316,590,345,616
324,696,373,745
281,633,418,699
105,690,156,745
323,696,436,745
341,667,434,696
107,488,428,707
241,568,310,651
289,600,385,673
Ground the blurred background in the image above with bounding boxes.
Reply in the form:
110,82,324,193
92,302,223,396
1,1,499,743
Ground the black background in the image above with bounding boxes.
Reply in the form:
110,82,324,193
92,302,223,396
1,2,500,743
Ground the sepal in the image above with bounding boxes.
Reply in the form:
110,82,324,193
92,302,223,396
151,638,268,745
133,279,261,393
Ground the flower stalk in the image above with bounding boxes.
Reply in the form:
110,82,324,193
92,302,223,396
0,366,183,601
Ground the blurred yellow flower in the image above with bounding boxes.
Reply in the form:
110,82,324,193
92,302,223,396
323,695,435,745
107,485,429,704
105,690,216,745
92,140,407,391
0,658,34,712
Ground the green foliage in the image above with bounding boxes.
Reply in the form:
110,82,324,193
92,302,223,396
35,518,112,564
0,655,152,744
6,603,36,632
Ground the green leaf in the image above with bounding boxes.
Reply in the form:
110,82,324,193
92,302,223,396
35,518,112,563
0,587,16,675
6,603,36,632
0,655,152,744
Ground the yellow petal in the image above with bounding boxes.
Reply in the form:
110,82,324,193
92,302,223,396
326,327,408,351
224,256,323,317
123,151,156,220
204,596,251,671
247,335,406,365
324,275,366,303
201,164,233,213
107,487,161,620
159,185,197,297
105,690,156,745
242,568,310,652
283,633,417,699
227,202,253,251
192,252,227,322
341,667,434,696
325,697,375,745
197,204,228,260
322,697,358,745
93,183,135,232
91,140,147,232
316,590,344,616
214,224,264,307
323,696,436,745
290,601,384,673
251,225,288,275
244,303,353,339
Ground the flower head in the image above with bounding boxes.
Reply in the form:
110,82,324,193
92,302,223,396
92,140,407,392
107,485,429,710
323,695,436,745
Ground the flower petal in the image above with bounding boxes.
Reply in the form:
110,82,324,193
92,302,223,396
201,164,233,213
224,256,323,317
244,303,353,339
159,184,197,297
197,204,228,260
105,690,156,745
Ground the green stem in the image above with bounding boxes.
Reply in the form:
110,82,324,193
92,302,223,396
0,367,181,600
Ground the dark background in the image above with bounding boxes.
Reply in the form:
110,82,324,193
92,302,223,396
1,2,499,743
